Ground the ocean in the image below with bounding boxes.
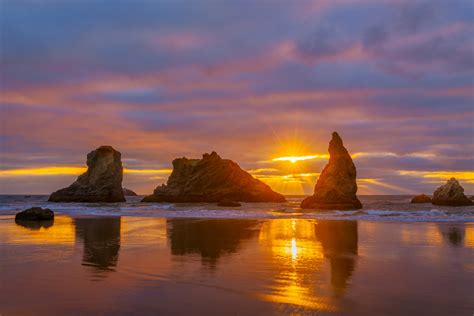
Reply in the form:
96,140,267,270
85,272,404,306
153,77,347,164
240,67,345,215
1,195,473,315
1,195,473,222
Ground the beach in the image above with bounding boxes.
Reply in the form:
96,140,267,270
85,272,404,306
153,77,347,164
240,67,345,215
1,197,473,315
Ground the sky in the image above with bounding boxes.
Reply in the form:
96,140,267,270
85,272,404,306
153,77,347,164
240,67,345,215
1,0,473,195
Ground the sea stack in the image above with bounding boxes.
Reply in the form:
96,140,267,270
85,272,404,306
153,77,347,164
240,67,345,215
432,178,472,206
142,151,286,203
301,132,362,210
49,146,125,202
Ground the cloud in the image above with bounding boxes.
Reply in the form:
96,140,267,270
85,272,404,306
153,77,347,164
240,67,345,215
1,0,473,195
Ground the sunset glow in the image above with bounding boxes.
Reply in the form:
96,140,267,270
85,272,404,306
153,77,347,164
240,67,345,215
272,155,329,163
0,0,472,196
0,167,172,176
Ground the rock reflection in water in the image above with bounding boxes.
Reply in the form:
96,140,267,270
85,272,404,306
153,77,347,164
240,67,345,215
15,219,54,230
74,217,121,274
437,224,465,246
315,220,358,296
167,219,260,268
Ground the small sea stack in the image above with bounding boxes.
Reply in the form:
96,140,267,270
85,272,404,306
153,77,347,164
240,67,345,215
123,188,138,196
411,194,432,204
49,146,126,202
142,151,286,203
301,132,362,210
432,178,473,206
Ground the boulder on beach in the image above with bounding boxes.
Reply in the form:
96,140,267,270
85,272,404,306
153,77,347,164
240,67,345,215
15,207,54,221
411,194,432,204
217,199,242,207
142,151,286,203
49,146,126,202
432,178,473,206
123,188,137,196
301,132,362,210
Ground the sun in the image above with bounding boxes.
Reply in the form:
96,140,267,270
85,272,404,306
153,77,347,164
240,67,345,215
272,154,329,164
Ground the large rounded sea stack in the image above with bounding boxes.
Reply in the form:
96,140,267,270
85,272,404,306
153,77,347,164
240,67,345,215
49,146,126,202
411,194,432,204
431,178,473,206
301,132,362,210
142,151,285,203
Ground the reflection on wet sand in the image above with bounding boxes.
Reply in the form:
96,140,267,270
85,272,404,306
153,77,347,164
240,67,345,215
437,224,465,247
15,219,54,230
166,219,260,268
316,220,358,296
5,216,75,245
74,217,121,274
258,219,358,311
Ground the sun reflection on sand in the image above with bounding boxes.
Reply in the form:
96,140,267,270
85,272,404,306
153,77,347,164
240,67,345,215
465,226,474,248
401,224,443,246
258,219,336,311
4,216,75,245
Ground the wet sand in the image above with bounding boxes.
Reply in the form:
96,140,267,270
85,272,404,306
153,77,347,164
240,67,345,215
0,215,473,315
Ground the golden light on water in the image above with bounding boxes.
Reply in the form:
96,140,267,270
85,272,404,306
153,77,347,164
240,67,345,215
4,216,75,245
258,219,335,311
401,224,443,246
464,226,474,248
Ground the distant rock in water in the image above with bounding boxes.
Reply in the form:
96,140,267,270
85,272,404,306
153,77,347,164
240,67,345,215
123,188,137,196
142,151,285,203
432,178,473,206
301,132,362,210
217,199,242,207
411,194,432,204
15,207,54,221
49,146,125,202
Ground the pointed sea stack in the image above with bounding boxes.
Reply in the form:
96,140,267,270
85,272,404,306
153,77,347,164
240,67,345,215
432,178,472,206
49,146,125,202
301,132,362,210
142,151,286,203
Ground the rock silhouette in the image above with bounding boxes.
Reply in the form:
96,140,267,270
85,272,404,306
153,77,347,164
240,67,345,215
301,132,362,210
15,207,54,221
167,219,260,268
432,178,472,206
49,146,125,202
142,151,285,203
315,220,358,296
411,194,432,204
75,217,121,273
123,188,137,196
